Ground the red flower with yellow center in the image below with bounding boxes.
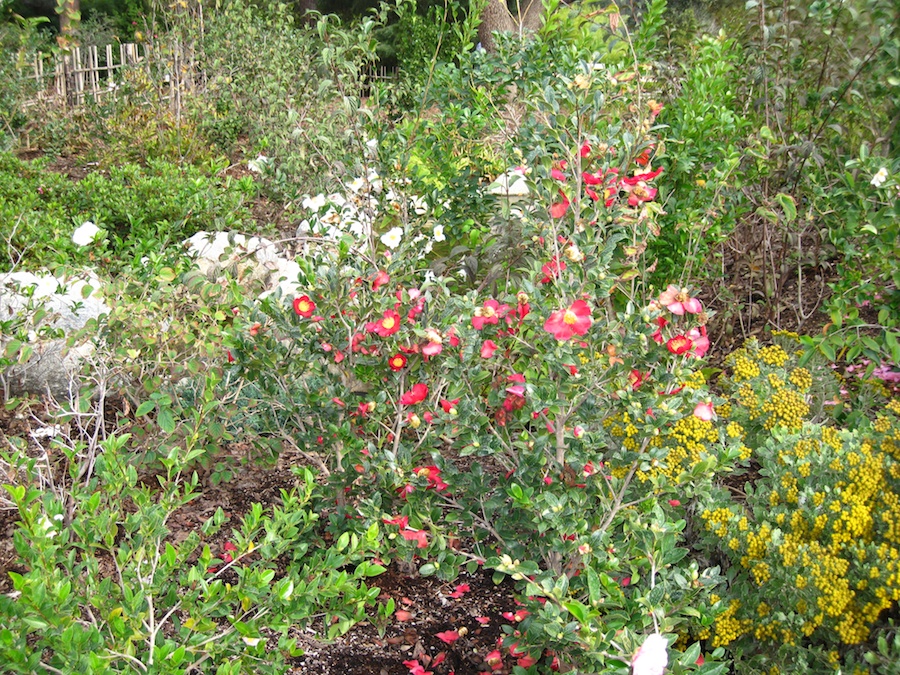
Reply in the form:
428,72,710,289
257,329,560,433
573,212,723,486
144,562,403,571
293,295,315,317
374,309,401,337
666,335,693,355
544,300,592,341
388,353,407,371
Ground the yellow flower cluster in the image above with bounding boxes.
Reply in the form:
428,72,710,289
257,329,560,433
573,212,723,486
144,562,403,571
789,367,813,391
731,353,760,382
711,599,750,647
760,386,808,431
759,344,790,367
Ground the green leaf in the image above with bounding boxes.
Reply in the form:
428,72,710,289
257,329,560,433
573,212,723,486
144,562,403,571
563,600,589,623
157,408,176,434
135,401,155,416
419,563,437,576
680,641,701,666
158,267,177,283
775,193,796,222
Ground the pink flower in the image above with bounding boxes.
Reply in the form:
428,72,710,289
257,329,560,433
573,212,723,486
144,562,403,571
402,659,432,675
505,384,525,397
481,339,499,358
687,326,710,358
400,383,429,405
435,630,460,644
449,583,470,598
544,300,593,341
693,401,715,421
472,299,509,330
658,285,702,315
551,168,567,181
632,633,668,675
580,142,591,158
422,340,443,357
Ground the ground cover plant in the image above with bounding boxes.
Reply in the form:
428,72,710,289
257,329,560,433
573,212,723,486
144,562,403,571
1,0,900,673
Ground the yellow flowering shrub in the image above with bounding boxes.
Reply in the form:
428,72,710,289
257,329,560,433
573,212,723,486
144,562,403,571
694,336,900,672
697,394,900,672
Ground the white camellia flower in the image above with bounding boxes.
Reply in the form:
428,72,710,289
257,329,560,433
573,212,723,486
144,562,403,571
433,224,446,242
380,226,403,250
72,221,102,246
632,633,669,675
302,194,327,212
247,155,270,173
871,167,888,188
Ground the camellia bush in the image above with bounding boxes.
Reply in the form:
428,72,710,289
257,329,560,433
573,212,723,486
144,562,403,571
222,4,744,671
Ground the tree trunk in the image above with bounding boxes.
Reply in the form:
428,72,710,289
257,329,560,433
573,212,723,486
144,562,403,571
477,0,516,52
57,0,80,48
477,0,546,52
296,0,318,24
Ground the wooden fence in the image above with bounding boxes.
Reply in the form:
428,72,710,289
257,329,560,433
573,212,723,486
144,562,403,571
20,44,398,111
21,41,199,113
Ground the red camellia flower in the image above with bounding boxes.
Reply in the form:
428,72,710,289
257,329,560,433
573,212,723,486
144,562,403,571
480,339,499,358
400,383,428,405
549,192,570,219
416,465,448,491
293,295,315,317
440,398,460,414
388,353,408,371
629,369,645,390
544,300,593,341
472,299,509,330
666,335,694,355
372,270,390,291
485,650,504,671
373,309,402,337
540,256,567,284
400,528,429,548
382,514,409,528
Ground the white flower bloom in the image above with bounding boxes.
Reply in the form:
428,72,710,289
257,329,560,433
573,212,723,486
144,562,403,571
241,637,264,647
347,177,366,193
380,227,403,250
247,155,270,173
871,167,889,188
433,224,446,242
365,138,378,155
72,221,102,246
632,633,668,675
302,194,327,212
411,196,429,215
